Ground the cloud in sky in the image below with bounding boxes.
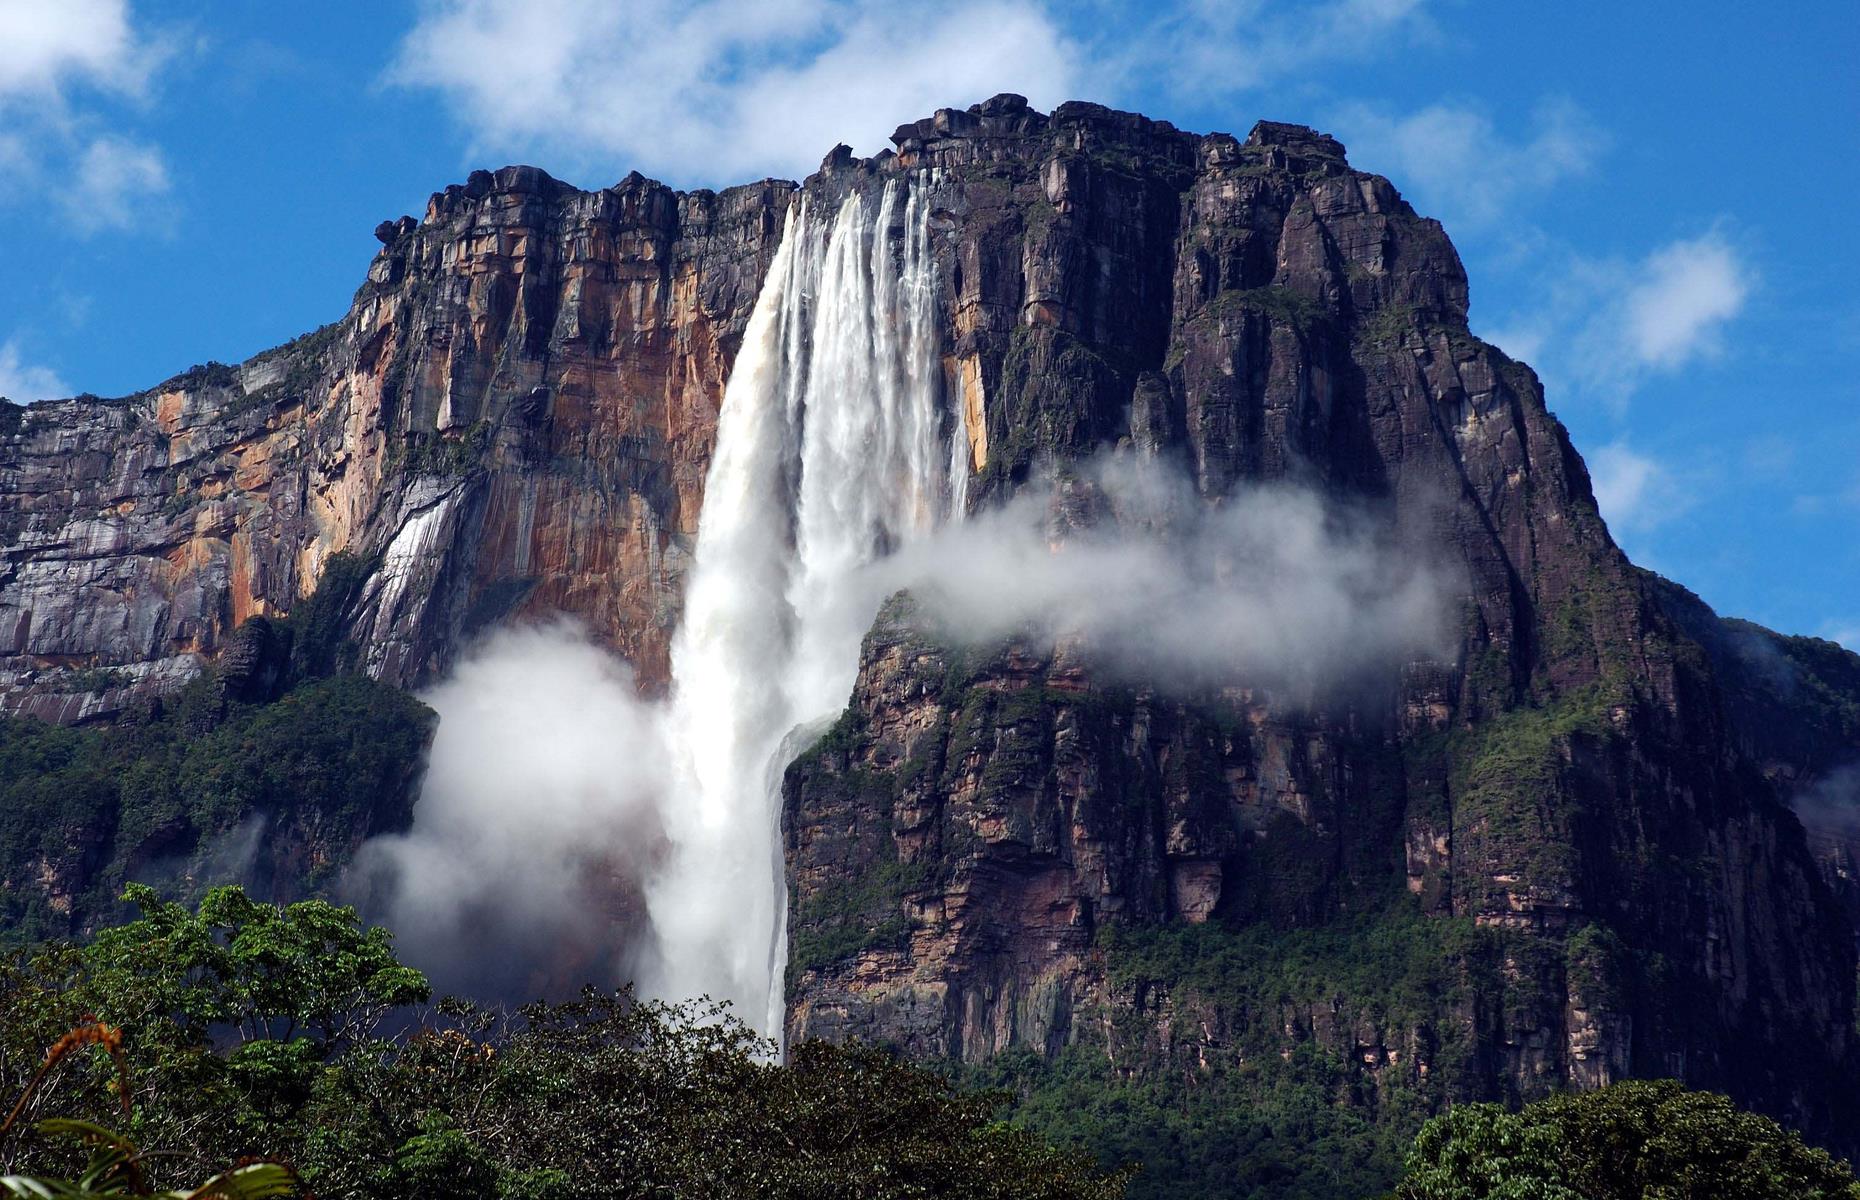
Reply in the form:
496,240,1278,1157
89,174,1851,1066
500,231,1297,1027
1577,231,1753,401
391,0,1081,185
1331,98,1601,233
0,338,70,404
1093,0,1435,106
66,132,172,233
391,0,1441,185
0,0,175,237
1619,233,1750,370
1587,440,1690,536
1482,231,1754,407
0,0,155,100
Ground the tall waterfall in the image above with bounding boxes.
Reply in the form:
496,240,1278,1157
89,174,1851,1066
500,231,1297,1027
647,175,960,1039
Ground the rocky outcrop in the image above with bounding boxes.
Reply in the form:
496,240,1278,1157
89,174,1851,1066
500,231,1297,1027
0,168,791,718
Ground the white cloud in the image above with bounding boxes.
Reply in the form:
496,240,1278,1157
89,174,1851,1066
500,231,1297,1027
1588,441,1678,533
392,0,1081,184
392,0,1446,185
1094,0,1435,104
0,338,70,403
872,453,1455,694
1570,232,1753,402
1482,231,1754,407
1331,99,1600,232
0,0,153,101
355,621,672,998
65,132,171,233
0,0,175,237
1619,233,1749,370
1826,626,1860,654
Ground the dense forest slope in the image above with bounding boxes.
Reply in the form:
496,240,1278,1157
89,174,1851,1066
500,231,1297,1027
2,95,1858,1197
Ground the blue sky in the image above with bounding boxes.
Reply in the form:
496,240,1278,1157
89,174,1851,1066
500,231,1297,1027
1,0,1855,647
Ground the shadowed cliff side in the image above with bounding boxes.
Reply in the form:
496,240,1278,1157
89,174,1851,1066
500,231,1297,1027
768,98,1860,1193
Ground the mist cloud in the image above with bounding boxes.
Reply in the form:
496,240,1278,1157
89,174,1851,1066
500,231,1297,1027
1791,764,1860,840
352,621,669,1000
869,454,1455,696
360,457,1455,1004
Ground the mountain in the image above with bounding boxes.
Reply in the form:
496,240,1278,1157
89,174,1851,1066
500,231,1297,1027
3,95,1858,1196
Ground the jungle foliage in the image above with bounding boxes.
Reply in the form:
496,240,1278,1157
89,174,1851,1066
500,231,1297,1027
0,888,1128,1200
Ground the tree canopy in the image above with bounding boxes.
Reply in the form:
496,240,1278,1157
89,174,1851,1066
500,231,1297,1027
0,887,1127,1199
1394,1079,1860,1200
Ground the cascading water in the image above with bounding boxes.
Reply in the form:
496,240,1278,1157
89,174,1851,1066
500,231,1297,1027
647,174,962,1040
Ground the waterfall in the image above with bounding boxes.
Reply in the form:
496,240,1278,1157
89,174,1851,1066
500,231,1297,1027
647,174,958,1040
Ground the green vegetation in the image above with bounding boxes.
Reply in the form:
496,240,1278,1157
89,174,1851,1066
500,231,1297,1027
60,669,132,697
980,1041,1417,1200
970,904,1548,1200
0,551,430,943
0,673,433,942
1437,682,1621,901
1354,301,1415,350
1206,285,1329,337
1727,617,1860,740
1393,1080,1860,1199
786,859,929,981
283,549,377,679
159,362,241,392
0,889,1128,1200
390,420,492,478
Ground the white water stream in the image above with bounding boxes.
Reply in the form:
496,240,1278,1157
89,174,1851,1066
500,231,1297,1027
647,175,962,1039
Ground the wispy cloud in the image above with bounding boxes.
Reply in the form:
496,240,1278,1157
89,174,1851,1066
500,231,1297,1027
391,0,1081,185
1091,0,1436,105
392,0,1442,185
1483,230,1755,408
1617,233,1750,371
0,0,176,237
1587,440,1691,538
0,338,71,404
1331,98,1602,234
65,132,172,233
0,0,158,101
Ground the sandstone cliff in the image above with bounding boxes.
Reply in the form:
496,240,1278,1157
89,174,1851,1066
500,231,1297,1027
0,168,789,720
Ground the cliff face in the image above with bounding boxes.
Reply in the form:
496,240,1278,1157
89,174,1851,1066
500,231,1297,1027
0,168,789,720
773,98,1860,1159
3,94,1858,1184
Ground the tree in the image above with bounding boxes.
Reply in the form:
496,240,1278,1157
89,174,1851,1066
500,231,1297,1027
86,884,429,1054
1395,1079,1860,1200
3,888,1129,1199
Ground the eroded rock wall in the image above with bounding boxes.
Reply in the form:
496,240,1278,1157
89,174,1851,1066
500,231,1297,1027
775,98,1860,1150
0,168,790,718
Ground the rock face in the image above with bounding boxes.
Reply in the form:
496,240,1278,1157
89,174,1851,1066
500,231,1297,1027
3,94,1859,1180
0,168,790,718
772,97,1860,1159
